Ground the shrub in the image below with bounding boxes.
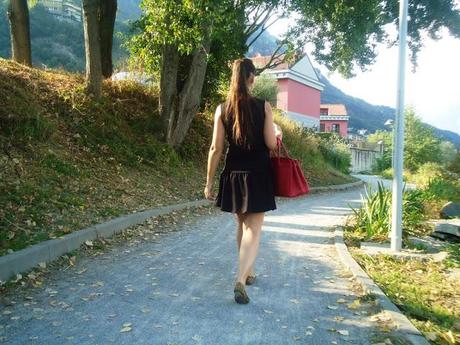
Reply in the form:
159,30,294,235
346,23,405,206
422,176,460,202
410,162,444,188
252,73,278,106
317,133,351,174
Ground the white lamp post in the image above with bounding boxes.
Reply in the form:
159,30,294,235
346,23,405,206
391,0,409,252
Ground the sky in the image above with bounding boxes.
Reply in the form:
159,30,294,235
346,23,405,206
268,19,460,135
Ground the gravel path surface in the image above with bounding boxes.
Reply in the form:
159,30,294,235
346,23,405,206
1,186,393,345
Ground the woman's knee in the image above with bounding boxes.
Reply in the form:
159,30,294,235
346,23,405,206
243,212,264,233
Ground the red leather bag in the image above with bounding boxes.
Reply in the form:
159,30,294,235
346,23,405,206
270,139,309,197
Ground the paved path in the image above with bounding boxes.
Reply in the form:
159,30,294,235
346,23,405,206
1,185,390,345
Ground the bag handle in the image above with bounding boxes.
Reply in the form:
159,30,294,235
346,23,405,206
276,137,290,159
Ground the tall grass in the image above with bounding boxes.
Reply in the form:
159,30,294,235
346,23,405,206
350,182,425,240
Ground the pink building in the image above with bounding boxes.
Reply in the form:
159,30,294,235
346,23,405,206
252,55,324,129
319,104,349,137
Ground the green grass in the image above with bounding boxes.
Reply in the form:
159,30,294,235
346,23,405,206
354,253,460,345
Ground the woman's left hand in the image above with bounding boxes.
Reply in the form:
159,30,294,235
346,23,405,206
204,184,214,200
274,123,283,141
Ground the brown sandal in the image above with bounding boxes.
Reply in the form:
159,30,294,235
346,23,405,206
234,282,250,304
246,275,256,286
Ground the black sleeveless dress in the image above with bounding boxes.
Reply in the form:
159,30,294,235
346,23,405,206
215,97,276,214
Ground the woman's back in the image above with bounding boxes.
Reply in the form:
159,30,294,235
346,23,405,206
221,97,270,173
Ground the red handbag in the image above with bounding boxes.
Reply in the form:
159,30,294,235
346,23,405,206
270,139,309,197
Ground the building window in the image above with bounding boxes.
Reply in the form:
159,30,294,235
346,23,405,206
331,124,340,133
320,108,328,115
320,123,325,132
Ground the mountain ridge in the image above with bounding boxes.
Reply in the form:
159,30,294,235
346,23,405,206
318,71,460,147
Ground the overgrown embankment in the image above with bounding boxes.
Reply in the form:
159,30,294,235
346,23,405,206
0,59,354,255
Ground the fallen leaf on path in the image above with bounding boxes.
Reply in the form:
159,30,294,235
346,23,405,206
263,309,273,314
290,299,300,304
336,298,346,304
327,305,338,310
347,300,361,310
77,268,87,275
192,335,202,341
337,330,349,336
120,324,132,333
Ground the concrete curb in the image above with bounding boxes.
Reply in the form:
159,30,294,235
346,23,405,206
0,199,210,283
0,180,365,284
309,180,364,193
334,227,430,345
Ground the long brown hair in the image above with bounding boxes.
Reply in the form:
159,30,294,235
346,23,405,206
225,58,256,148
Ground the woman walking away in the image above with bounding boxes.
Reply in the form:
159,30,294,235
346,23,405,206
204,58,281,304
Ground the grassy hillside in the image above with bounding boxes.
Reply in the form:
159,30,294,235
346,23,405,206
0,59,353,256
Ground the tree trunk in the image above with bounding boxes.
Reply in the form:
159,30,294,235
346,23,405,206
99,0,117,78
159,44,180,142
82,0,102,97
7,0,31,66
167,37,212,148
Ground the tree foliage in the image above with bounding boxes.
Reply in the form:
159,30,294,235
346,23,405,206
368,109,444,173
291,0,460,77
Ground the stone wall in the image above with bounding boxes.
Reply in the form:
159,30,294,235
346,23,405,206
350,147,382,173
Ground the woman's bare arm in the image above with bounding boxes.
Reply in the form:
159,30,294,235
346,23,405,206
205,105,225,199
263,101,278,150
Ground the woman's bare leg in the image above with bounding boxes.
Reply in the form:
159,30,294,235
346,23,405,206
235,214,255,277
236,212,264,285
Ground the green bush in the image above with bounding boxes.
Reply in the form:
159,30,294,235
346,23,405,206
316,133,351,174
252,73,278,106
410,162,444,188
422,176,460,202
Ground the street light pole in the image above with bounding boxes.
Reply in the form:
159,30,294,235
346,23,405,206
391,0,409,252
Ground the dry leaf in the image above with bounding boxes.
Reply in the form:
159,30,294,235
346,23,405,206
327,305,338,310
440,330,456,344
337,330,349,336
77,268,87,275
347,300,361,310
